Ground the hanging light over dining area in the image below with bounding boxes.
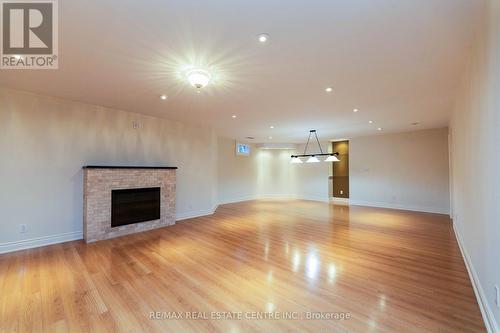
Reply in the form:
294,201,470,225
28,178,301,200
290,130,340,164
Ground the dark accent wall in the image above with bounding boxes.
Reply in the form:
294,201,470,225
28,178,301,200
332,141,349,198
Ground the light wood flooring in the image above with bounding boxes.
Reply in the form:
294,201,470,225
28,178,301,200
0,200,485,332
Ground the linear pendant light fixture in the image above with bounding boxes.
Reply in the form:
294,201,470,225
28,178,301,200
290,130,340,164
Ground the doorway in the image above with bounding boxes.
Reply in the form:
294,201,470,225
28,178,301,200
332,140,349,199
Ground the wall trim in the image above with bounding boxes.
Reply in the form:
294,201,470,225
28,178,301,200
453,221,499,333
295,195,330,203
349,199,449,215
331,197,349,205
219,195,331,205
176,205,218,221
0,206,220,255
0,199,450,255
218,195,259,205
219,196,445,214
0,231,83,255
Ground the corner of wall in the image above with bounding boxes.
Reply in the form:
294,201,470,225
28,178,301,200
453,220,500,333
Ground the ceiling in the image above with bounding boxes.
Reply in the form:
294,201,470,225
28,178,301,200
0,0,483,143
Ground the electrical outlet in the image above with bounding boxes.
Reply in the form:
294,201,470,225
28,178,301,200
495,285,499,308
340,190,343,195
19,224,27,233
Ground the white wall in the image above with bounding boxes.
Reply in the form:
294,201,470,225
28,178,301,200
0,89,218,251
217,137,330,204
349,128,450,214
254,148,297,198
218,131,450,214
293,143,331,201
449,0,500,330
217,138,257,203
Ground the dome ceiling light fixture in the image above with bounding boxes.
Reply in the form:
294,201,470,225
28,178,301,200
186,69,211,92
257,33,270,43
290,130,340,164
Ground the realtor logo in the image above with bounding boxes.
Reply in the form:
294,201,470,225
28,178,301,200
1,0,58,69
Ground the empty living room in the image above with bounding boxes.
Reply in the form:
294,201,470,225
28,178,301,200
1,0,499,332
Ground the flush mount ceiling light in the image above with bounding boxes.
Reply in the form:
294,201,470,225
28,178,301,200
257,33,270,43
290,130,340,164
186,69,211,91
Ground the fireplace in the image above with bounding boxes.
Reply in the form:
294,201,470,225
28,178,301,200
111,187,161,227
83,166,176,243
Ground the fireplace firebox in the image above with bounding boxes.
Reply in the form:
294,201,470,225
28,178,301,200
111,187,161,227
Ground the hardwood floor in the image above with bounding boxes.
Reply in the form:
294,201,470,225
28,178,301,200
0,200,485,333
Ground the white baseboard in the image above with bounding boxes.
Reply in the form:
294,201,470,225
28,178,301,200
0,206,220,255
175,205,218,221
218,195,259,205
348,199,449,215
0,199,450,255
221,196,448,214
331,197,349,205
259,194,296,200
453,221,499,333
0,231,83,255
295,195,330,203
219,194,331,205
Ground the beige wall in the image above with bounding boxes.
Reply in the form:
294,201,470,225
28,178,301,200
349,128,450,214
449,0,500,329
0,89,218,250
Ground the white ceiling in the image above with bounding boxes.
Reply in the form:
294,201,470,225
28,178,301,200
0,0,483,143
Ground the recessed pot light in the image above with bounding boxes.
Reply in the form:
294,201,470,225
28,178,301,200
270,125,274,129
257,33,270,43
232,115,237,118
377,127,383,131
325,87,333,93
160,95,167,100
368,120,374,124
268,136,273,139
353,108,359,113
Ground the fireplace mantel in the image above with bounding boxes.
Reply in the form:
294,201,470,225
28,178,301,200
83,167,176,243
83,166,178,169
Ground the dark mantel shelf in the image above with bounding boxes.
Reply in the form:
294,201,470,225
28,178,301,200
83,166,178,170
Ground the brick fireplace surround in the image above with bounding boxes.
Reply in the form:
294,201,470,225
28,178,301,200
83,166,177,243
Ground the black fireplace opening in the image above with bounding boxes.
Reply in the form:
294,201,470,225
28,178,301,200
111,187,161,227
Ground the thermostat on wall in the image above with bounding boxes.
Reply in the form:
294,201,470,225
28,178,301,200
236,142,250,156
